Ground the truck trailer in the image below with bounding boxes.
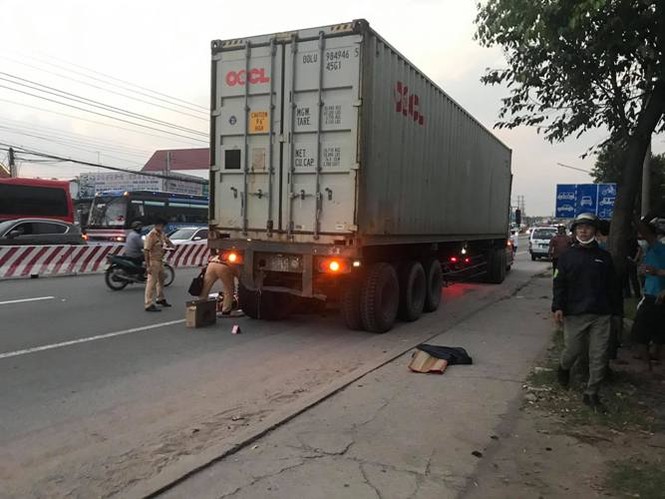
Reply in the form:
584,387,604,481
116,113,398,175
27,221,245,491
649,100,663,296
208,19,512,332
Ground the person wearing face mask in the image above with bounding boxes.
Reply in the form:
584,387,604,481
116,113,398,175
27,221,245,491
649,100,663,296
552,213,623,412
631,215,665,365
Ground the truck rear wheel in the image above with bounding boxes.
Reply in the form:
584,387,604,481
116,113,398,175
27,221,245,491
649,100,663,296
485,248,507,284
422,258,443,312
360,263,399,333
398,261,426,322
340,284,363,330
238,283,260,319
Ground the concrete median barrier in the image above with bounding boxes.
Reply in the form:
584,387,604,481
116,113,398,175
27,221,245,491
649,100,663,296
0,242,209,280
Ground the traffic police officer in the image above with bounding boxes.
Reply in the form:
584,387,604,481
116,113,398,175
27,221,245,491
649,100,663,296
144,218,174,312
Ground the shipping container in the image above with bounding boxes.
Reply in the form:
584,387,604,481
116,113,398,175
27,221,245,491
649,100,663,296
209,20,513,332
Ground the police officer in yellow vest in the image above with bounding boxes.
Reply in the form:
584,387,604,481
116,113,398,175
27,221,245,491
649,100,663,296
144,218,175,312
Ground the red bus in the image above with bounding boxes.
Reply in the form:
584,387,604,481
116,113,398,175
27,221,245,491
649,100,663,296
0,178,74,223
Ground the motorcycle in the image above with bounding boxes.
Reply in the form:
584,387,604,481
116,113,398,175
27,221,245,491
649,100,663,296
104,254,175,291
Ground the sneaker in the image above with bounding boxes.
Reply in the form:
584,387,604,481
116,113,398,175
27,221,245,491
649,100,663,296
156,300,172,308
145,305,161,312
583,394,607,414
557,366,570,388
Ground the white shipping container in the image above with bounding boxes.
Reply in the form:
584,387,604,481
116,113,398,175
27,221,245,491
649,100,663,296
210,19,511,245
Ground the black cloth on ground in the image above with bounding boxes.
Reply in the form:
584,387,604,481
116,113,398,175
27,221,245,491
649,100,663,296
416,344,473,365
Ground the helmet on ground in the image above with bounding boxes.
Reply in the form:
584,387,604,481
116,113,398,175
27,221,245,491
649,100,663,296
571,213,599,231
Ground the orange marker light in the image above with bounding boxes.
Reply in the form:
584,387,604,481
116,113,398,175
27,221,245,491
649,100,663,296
329,260,340,272
228,252,238,263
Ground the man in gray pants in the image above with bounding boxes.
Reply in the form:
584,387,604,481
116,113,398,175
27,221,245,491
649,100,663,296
552,213,623,412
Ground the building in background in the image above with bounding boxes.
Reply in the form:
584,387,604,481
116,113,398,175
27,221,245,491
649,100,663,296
142,148,209,174
0,162,10,179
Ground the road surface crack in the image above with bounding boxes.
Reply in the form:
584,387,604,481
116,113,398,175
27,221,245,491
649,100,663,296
359,462,383,499
218,459,308,498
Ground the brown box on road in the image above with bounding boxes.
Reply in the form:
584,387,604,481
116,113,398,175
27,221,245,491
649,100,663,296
186,299,217,328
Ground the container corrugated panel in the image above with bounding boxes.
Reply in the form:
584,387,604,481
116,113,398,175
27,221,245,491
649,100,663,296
210,20,511,245
358,28,511,240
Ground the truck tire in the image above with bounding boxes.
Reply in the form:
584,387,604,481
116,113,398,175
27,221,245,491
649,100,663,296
260,291,294,321
238,283,260,319
485,248,507,284
340,284,363,330
398,261,426,322
360,263,399,333
422,258,443,313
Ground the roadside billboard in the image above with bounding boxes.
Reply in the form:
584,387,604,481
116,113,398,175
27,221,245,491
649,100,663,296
78,171,207,198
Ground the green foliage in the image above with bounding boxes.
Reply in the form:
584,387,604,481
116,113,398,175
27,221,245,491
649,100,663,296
475,0,665,151
606,458,665,499
591,145,665,210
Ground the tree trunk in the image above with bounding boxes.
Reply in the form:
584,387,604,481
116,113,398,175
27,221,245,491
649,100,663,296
608,80,665,285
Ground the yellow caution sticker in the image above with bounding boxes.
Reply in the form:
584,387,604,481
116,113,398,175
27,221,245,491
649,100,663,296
249,111,269,134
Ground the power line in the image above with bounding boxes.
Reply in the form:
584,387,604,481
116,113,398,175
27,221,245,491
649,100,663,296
0,143,207,185
0,127,147,165
0,72,207,137
0,121,152,158
15,52,208,113
0,84,209,143
0,98,205,146
0,55,208,120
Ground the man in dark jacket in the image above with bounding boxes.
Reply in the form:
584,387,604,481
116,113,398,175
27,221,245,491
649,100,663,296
552,213,623,412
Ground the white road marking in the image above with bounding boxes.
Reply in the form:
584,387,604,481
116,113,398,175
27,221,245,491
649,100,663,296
0,296,55,306
0,319,185,360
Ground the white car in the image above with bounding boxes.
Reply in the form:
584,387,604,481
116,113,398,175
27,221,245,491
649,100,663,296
529,226,558,261
169,227,208,244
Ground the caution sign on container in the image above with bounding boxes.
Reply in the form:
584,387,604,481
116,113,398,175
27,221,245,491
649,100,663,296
249,111,269,134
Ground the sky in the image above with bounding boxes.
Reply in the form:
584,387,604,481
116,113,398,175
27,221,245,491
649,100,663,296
1,0,662,216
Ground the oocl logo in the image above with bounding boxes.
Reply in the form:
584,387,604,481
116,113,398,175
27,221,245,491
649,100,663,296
225,68,270,87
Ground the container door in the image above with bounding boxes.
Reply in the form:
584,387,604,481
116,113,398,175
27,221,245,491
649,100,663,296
213,40,283,235
282,34,362,239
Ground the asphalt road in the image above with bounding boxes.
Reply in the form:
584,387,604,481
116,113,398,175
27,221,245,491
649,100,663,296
0,239,543,497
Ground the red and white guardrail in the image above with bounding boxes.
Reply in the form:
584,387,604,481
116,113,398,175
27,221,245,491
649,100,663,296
0,242,208,280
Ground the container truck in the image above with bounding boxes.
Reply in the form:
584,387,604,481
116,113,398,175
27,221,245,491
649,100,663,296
208,19,513,332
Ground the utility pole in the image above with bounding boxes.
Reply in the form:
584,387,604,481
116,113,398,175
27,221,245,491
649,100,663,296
641,137,651,217
165,151,172,192
516,195,526,216
8,147,17,177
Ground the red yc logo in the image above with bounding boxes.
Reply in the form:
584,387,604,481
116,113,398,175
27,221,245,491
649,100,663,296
394,81,425,126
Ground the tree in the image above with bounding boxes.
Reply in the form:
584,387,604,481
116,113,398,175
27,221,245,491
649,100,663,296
475,0,665,279
591,145,665,213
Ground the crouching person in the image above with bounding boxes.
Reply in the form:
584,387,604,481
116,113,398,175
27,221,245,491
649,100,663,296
199,250,242,317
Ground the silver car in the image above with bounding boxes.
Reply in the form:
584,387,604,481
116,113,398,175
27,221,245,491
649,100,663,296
0,218,85,246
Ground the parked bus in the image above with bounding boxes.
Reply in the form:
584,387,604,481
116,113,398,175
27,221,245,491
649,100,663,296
86,190,208,242
0,178,74,223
